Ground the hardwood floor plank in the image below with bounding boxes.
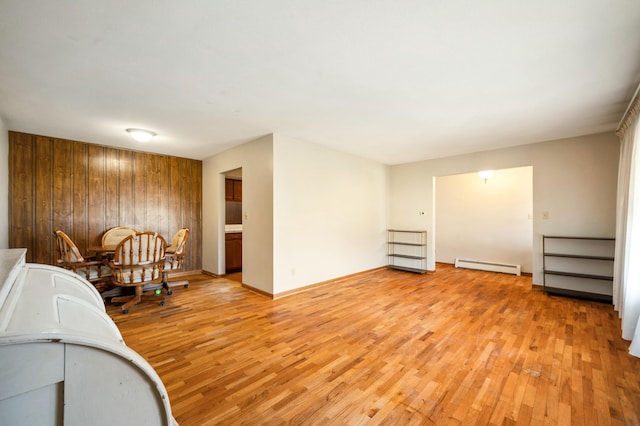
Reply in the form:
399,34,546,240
106,264,640,425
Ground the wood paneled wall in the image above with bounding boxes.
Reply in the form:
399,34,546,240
8,131,202,271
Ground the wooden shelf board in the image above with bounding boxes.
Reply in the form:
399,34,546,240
543,286,613,303
543,270,613,281
388,242,426,247
544,253,614,261
388,265,427,274
389,254,426,260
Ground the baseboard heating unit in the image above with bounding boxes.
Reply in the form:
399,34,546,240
454,258,521,276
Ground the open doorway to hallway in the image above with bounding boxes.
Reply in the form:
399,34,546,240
435,166,533,275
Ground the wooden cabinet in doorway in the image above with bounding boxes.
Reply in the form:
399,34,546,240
225,179,242,201
225,232,242,272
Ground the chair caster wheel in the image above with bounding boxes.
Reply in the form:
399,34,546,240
122,309,129,314
167,289,173,295
160,301,165,306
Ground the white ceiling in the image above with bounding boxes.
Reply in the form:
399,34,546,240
1,1,639,165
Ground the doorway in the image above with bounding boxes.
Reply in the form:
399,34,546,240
434,166,533,273
223,168,242,283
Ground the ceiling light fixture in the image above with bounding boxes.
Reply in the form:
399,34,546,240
126,128,156,142
478,170,494,183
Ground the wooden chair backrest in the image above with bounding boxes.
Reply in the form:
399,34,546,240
111,232,166,285
54,230,85,264
102,226,137,248
165,228,189,271
168,228,190,255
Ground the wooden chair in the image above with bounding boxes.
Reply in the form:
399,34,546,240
102,226,137,249
162,228,190,294
54,230,112,293
110,232,167,314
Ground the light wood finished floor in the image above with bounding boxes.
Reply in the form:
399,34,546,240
106,264,640,425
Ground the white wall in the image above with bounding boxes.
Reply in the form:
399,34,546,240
390,133,619,284
0,117,8,249
436,166,533,272
202,134,274,294
206,131,618,293
203,133,389,296
272,134,389,294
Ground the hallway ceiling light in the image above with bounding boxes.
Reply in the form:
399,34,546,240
478,170,494,183
126,128,156,142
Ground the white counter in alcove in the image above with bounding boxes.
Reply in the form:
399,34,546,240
0,248,178,426
225,224,243,233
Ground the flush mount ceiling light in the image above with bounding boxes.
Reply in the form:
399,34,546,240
478,170,494,183
126,128,156,142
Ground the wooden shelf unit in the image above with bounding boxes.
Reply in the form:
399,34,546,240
542,235,615,303
387,229,427,274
